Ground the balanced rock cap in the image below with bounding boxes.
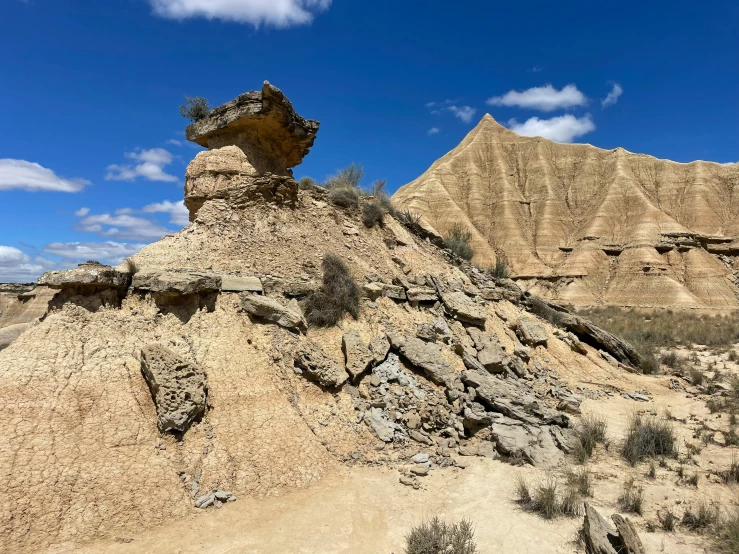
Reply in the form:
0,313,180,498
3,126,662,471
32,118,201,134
185,81,320,169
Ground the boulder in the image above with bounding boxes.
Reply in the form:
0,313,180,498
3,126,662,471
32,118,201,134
38,263,130,289
133,271,221,296
388,334,456,388
294,342,349,388
220,275,263,293
342,332,374,380
240,293,307,332
515,320,549,347
440,291,487,326
140,345,208,434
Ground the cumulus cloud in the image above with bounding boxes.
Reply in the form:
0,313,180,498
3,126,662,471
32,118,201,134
507,114,595,143
427,127,440,135
76,212,174,241
166,139,183,146
148,0,332,27
0,245,57,282
143,200,190,226
43,242,146,265
447,106,477,123
74,207,91,217
487,84,587,112
601,83,623,108
0,159,90,192
106,148,178,183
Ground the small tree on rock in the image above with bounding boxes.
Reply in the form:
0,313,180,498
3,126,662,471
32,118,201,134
180,96,211,122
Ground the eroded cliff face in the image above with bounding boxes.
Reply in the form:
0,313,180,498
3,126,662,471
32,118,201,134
393,115,739,308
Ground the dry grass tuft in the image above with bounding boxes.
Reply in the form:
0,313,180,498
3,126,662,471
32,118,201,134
303,254,360,328
623,413,676,466
404,517,478,554
573,414,608,463
362,202,385,228
444,224,474,262
682,502,719,531
618,478,644,515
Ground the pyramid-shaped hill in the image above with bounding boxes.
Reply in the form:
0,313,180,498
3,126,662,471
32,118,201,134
0,84,643,552
393,115,739,309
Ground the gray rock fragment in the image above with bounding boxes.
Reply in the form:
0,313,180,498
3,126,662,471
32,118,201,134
293,342,349,388
240,293,307,332
342,332,373,380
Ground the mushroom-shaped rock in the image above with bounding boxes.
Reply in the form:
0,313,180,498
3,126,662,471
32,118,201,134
186,81,319,171
38,263,131,289
240,293,307,332
140,344,208,434
133,271,221,296
294,341,349,388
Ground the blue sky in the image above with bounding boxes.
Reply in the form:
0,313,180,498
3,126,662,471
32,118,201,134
1,0,737,281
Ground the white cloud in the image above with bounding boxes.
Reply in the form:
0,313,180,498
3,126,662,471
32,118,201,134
0,245,57,282
447,106,477,123
507,114,595,143
43,242,146,265
74,207,90,217
77,212,174,241
166,139,183,146
601,83,623,108
487,84,587,112
106,148,178,183
143,200,190,226
148,0,332,27
427,127,440,136
0,159,90,193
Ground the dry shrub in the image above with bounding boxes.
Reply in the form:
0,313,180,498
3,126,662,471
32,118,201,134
516,475,583,519
682,502,719,531
397,209,422,227
123,257,139,275
729,350,739,362
179,96,210,122
573,414,608,463
661,350,684,369
623,413,676,466
329,187,360,209
362,202,385,228
404,517,478,554
618,478,644,515
325,162,364,190
716,509,739,554
303,254,360,328
444,224,474,261
660,509,677,532
565,468,593,498
298,176,318,190
688,365,704,386
488,256,511,279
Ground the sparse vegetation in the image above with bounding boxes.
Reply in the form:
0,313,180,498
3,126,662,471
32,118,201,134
623,413,676,466
444,224,474,261
362,201,385,228
303,253,360,327
572,414,608,463
716,509,739,554
488,256,511,279
661,350,684,370
565,468,593,498
688,365,705,386
515,475,583,519
729,350,739,363
659,509,677,531
682,502,719,531
298,176,318,190
329,186,360,209
325,162,364,190
397,209,422,228
647,462,656,479
404,517,478,554
179,96,211,122
721,455,739,484
685,473,700,487
618,478,644,515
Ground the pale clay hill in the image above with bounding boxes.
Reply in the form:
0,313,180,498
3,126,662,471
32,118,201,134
0,83,661,553
393,115,739,309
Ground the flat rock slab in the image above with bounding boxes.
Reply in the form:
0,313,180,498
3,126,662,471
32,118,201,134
406,287,438,303
140,344,208,434
221,275,263,293
388,334,455,388
39,263,130,289
134,271,221,296
240,293,307,332
515,320,549,347
441,291,487,326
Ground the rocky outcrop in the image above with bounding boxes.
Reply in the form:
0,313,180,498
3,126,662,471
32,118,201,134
293,341,349,388
133,271,221,296
184,81,319,220
38,262,131,289
240,293,307,332
388,333,457,388
140,344,208,434
439,291,487,326
393,114,739,308
582,503,645,554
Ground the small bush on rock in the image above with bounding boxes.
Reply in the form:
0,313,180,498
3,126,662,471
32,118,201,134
445,224,474,261
179,96,211,122
623,414,676,466
304,253,360,327
329,187,360,209
405,517,478,554
362,201,385,228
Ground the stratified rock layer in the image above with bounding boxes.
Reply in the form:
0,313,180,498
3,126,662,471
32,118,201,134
393,114,739,308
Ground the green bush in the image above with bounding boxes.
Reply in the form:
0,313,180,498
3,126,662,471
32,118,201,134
303,254,360,327
179,96,211,122
623,414,676,466
405,517,478,554
444,224,474,261
362,201,385,228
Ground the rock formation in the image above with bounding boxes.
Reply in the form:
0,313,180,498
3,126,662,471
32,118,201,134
582,503,645,554
392,115,739,308
0,83,646,553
